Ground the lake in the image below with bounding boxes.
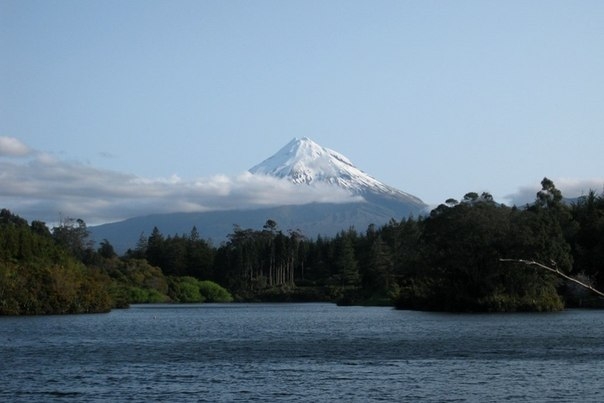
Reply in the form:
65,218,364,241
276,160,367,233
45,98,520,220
1,303,603,402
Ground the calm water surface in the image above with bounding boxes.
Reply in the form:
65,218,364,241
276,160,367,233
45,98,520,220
1,303,603,402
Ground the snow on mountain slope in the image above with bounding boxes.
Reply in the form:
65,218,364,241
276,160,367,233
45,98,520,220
249,137,424,205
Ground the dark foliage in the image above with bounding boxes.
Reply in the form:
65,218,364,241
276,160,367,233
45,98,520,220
0,209,112,314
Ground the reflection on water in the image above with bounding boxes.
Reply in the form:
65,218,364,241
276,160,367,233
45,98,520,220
1,304,604,402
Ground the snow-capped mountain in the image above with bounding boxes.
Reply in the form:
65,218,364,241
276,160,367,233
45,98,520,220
249,137,425,205
91,137,427,252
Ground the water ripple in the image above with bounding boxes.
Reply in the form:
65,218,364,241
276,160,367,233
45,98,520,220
1,305,604,402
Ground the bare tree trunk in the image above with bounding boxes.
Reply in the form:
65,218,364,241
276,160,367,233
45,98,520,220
499,258,604,298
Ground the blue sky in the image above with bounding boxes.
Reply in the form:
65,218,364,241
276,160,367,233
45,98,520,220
1,0,604,224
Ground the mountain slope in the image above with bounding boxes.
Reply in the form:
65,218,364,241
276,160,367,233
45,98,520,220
250,137,424,205
91,201,412,253
91,137,427,252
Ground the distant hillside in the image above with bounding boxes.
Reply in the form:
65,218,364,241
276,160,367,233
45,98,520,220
90,199,426,253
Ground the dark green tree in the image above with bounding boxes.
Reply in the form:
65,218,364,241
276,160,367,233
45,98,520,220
334,232,359,286
98,239,116,259
52,217,92,260
146,227,165,268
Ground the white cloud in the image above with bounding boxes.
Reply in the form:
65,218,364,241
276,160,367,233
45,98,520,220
504,177,604,206
0,136,32,157
0,147,362,225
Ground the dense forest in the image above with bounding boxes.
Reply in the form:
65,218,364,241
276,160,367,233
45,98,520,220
0,211,232,315
2,178,604,314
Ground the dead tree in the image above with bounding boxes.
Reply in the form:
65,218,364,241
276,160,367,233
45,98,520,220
499,258,604,298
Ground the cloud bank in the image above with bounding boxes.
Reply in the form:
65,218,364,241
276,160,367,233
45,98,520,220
4,137,602,226
0,137,362,225
0,137,32,157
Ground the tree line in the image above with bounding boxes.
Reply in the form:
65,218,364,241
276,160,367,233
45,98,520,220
2,177,604,314
115,177,604,311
